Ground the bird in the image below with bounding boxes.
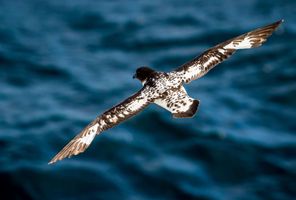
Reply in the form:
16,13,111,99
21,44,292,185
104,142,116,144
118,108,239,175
49,20,283,164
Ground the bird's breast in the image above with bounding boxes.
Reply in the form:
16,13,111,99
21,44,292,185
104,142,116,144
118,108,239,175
147,73,182,98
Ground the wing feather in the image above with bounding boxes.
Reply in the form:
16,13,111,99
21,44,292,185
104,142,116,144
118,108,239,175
174,20,283,83
49,86,153,164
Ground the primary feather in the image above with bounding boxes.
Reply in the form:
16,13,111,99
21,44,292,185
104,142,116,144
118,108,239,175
174,20,283,83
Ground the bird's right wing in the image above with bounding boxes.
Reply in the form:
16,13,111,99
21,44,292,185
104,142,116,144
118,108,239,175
49,86,155,164
174,20,283,83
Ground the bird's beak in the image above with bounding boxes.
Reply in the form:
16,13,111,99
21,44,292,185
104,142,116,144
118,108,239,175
133,74,136,79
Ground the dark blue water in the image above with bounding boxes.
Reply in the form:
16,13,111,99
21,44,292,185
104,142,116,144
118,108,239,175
0,0,295,199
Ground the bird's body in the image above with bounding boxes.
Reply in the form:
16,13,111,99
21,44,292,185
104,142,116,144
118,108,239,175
49,20,283,164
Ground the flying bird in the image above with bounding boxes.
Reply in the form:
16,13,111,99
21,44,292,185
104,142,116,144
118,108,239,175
49,20,283,164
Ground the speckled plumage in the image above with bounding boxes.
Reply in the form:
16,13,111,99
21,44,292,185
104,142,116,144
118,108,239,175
49,20,282,164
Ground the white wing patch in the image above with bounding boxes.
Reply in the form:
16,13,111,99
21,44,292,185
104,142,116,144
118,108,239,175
127,97,148,112
48,122,100,164
154,86,199,118
224,36,253,49
79,123,99,145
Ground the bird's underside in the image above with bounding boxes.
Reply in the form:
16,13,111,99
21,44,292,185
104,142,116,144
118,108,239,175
49,20,283,164
154,86,199,118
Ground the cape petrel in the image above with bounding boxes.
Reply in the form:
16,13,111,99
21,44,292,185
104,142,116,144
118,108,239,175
49,20,283,164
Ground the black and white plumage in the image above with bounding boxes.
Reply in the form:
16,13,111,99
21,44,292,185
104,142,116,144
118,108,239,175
49,20,282,164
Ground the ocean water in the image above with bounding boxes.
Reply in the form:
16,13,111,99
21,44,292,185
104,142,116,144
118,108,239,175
0,0,295,199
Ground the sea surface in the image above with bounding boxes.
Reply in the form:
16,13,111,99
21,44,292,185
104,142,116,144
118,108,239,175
0,0,295,200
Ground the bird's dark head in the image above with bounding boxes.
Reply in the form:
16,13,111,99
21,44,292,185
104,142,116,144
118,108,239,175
133,66,155,84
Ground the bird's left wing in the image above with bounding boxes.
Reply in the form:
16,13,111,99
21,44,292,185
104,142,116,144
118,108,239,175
173,20,283,83
49,86,154,164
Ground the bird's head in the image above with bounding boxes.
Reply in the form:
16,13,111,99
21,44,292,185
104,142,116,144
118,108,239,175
133,66,155,84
